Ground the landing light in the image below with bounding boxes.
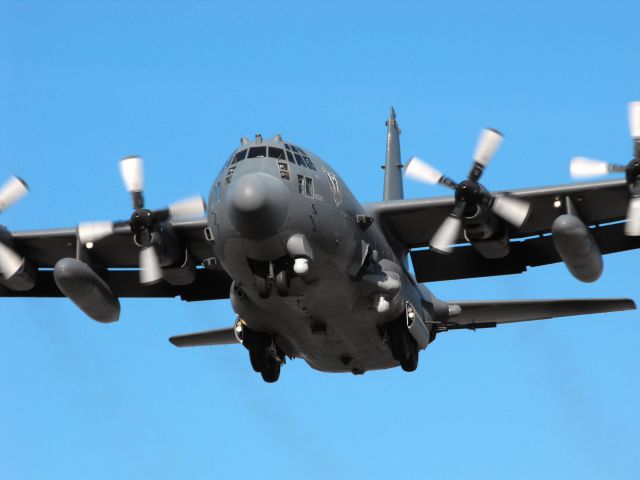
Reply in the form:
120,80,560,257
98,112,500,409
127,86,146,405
293,258,309,275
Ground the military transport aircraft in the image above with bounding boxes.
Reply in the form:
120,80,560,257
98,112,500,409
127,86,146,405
0,104,639,382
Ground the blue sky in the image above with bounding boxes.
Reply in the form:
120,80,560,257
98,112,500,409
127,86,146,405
1,1,639,478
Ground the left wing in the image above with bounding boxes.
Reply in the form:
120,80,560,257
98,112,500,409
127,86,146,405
365,179,639,282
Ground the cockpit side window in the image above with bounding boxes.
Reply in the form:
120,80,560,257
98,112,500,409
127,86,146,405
232,149,247,164
269,147,285,160
305,177,314,197
248,146,267,158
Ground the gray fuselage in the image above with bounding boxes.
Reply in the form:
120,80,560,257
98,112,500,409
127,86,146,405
208,137,435,374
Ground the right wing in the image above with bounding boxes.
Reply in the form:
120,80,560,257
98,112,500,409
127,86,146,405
1,218,232,301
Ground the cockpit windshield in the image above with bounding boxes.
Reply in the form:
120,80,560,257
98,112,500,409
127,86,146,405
226,144,315,170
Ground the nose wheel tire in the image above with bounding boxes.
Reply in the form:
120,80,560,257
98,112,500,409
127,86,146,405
256,275,271,299
275,270,289,297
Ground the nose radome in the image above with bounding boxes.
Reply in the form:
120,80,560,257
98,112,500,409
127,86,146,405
228,173,289,239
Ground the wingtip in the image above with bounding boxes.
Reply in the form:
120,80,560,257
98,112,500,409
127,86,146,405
623,298,636,310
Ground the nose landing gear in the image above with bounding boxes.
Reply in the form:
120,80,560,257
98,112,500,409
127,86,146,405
250,257,293,299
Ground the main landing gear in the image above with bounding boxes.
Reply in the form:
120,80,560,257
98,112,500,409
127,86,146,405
386,318,419,372
242,326,284,383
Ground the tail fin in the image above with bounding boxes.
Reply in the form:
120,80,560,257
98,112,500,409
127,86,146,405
383,107,404,201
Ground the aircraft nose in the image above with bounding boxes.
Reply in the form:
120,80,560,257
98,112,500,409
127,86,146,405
228,172,289,239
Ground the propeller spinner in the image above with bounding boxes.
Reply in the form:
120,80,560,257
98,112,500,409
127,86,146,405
406,128,531,253
569,101,640,235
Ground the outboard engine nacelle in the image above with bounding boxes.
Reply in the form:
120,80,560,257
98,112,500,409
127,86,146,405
552,213,603,283
53,258,120,323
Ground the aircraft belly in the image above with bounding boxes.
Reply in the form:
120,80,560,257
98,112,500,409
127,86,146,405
230,253,399,374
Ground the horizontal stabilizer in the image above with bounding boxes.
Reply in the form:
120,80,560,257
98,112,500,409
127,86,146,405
441,298,635,330
169,327,239,347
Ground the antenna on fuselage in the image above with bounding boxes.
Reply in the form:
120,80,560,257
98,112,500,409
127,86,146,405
383,106,404,201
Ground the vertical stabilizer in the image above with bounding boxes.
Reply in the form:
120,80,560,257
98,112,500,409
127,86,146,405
383,107,404,201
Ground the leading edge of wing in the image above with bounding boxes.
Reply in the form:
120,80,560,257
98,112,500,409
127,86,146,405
365,178,626,216
439,298,635,330
365,178,628,249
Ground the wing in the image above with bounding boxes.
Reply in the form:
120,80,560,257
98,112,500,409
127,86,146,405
365,179,638,282
1,218,232,301
169,327,239,347
435,298,635,332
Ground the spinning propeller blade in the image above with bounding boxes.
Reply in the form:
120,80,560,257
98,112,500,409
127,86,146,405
77,221,115,245
430,215,462,254
0,176,29,213
405,157,444,185
168,195,206,220
0,241,23,279
625,197,640,236
473,128,503,167
139,246,162,285
570,157,612,178
119,156,144,193
491,195,531,228
629,101,640,139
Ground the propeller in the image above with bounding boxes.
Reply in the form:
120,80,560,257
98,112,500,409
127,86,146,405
78,156,206,284
0,176,29,278
569,101,640,235
0,176,29,213
406,128,531,253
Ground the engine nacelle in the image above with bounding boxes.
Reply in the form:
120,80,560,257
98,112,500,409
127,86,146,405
53,258,120,323
552,214,603,283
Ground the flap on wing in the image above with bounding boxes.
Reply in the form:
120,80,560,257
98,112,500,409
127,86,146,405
439,298,635,330
411,222,640,282
169,327,239,347
0,269,232,301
